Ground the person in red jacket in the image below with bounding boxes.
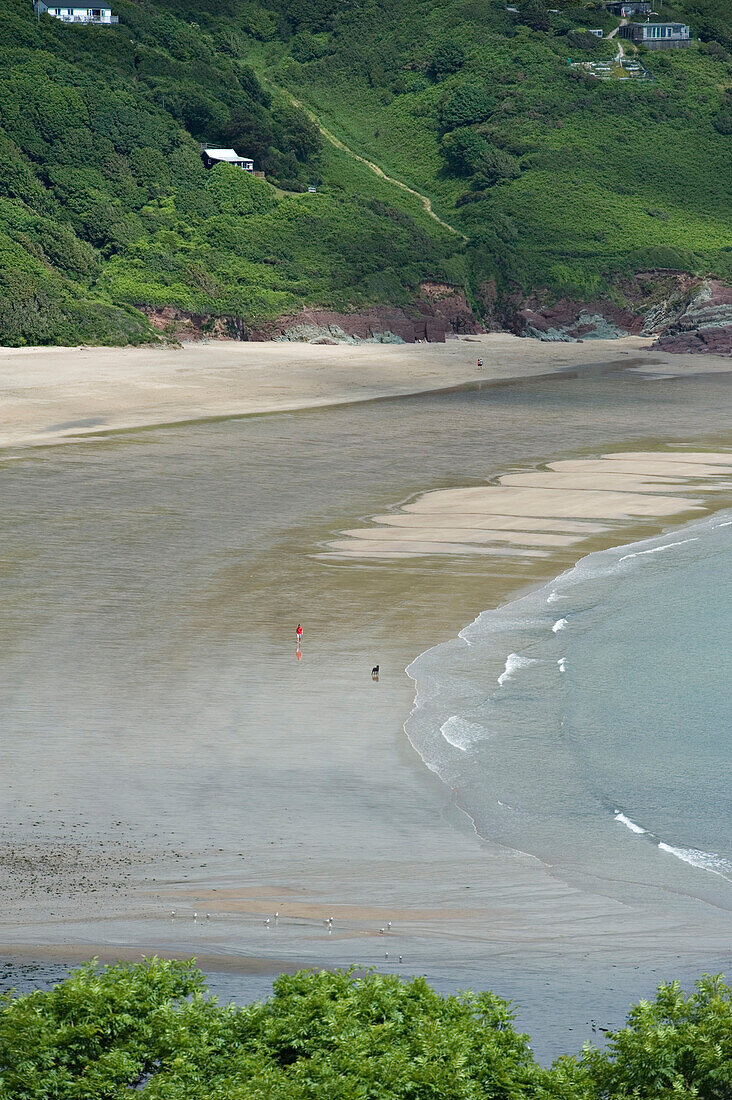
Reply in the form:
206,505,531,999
296,624,303,641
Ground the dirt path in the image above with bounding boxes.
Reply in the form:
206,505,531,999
607,18,627,56
282,91,468,240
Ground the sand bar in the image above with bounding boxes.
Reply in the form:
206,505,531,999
1,333,727,450
325,452,732,559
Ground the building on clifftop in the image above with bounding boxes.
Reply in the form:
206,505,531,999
618,20,692,47
34,2,118,23
605,1,651,16
200,145,254,172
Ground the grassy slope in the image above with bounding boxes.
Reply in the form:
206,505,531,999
0,0,460,345
0,0,729,345
247,0,731,309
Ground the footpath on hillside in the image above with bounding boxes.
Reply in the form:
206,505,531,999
272,84,468,240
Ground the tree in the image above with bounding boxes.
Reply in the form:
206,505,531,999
429,40,466,80
439,82,495,132
441,126,488,174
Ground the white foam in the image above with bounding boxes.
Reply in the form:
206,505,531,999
619,537,698,563
439,716,486,752
658,843,732,878
552,618,569,633
614,811,646,835
557,657,567,673
497,652,537,686
547,591,560,604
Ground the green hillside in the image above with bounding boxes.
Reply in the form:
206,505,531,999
0,0,461,345
245,0,732,312
0,0,730,345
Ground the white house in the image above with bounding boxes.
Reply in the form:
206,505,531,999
200,146,254,172
34,3,118,23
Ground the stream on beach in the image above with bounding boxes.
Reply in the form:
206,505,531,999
1,361,730,1061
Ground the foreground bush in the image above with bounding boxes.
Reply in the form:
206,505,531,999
0,960,730,1098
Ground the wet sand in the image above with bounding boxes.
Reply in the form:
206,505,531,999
0,352,730,1059
0,334,727,449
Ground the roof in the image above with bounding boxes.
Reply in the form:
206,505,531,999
633,21,688,28
203,148,253,163
39,2,114,8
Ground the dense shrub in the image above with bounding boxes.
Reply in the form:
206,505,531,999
1,961,731,1099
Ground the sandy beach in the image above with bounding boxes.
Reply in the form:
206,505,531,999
2,333,728,450
0,339,730,1059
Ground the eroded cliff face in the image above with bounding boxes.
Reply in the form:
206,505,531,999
138,283,482,345
502,273,732,354
251,282,482,343
137,274,731,353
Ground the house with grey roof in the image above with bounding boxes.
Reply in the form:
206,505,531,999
34,2,118,23
619,20,692,47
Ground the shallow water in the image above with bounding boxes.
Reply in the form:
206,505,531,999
407,512,732,914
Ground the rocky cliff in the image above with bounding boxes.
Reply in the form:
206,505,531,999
138,274,731,353
502,273,732,354
139,283,481,345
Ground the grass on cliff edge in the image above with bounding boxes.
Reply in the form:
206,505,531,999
1,959,731,1098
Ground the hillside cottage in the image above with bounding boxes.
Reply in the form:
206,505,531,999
606,1,651,15
200,146,254,171
34,2,118,23
618,21,692,47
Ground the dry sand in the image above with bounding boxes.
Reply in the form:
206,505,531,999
1,333,726,450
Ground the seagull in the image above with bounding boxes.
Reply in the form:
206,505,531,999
398,955,402,963
275,911,279,920
385,952,389,958
264,917,270,925
170,910,176,918
206,913,211,920
193,912,198,920
387,921,392,930
379,928,385,934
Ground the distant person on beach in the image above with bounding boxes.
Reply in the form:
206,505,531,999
477,358,483,368
296,624,303,642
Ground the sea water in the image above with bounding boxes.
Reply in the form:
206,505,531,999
406,511,732,911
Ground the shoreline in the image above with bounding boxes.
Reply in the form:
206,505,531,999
403,503,732,877
1,358,730,1059
1,334,728,451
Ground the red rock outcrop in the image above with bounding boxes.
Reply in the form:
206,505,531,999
138,283,481,345
651,326,732,355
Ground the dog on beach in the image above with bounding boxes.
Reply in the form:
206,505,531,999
371,664,379,679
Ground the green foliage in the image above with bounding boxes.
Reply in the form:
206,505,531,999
0,0,461,345
1,961,731,1099
440,82,496,131
0,0,729,344
578,974,732,1098
429,40,467,80
249,0,730,312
